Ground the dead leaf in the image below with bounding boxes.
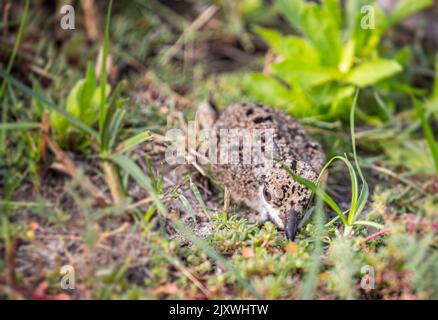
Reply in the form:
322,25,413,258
285,242,298,255
82,0,100,41
154,283,179,296
43,134,110,207
241,247,255,258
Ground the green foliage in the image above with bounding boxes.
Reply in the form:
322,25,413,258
283,92,383,237
384,140,436,175
210,212,277,251
0,0,29,153
244,0,431,119
366,225,438,299
49,63,110,147
1,0,437,300
327,238,361,299
413,100,438,175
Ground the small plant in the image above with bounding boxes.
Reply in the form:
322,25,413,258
244,0,432,120
49,63,111,149
283,91,384,237
0,1,151,205
413,54,438,175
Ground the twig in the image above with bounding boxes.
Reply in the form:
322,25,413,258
364,163,428,195
127,197,153,211
161,5,218,63
82,0,100,41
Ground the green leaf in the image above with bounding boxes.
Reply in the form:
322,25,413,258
321,0,342,31
114,131,152,154
0,69,98,138
109,154,166,214
179,194,196,222
0,122,40,131
277,0,305,32
433,54,438,100
388,0,433,28
280,159,348,226
300,3,342,67
244,73,318,117
345,59,402,87
339,39,355,73
66,79,86,119
272,59,337,88
190,179,210,218
345,0,373,37
350,91,369,222
244,73,293,108
0,0,29,153
100,80,125,150
353,220,384,229
108,109,126,150
255,26,320,65
329,85,356,117
99,0,113,143
414,99,438,175
277,0,342,66
81,63,97,108
350,3,386,58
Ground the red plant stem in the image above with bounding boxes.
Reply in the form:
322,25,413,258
363,227,391,243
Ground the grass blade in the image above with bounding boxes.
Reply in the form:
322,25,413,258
0,123,40,131
414,99,438,175
353,220,384,229
0,0,29,153
433,54,438,99
114,131,151,154
101,80,126,150
108,109,126,150
301,187,325,299
99,0,113,145
109,153,259,297
179,194,197,222
144,156,157,190
190,179,210,218
280,159,348,226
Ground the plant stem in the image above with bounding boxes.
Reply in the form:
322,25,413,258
414,99,438,175
0,0,29,153
102,160,123,205
362,227,391,243
99,0,113,145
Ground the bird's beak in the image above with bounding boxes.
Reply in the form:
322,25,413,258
285,209,298,241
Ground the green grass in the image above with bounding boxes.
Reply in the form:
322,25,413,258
0,0,437,300
282,91,383,237
242,0,432,120
414,99,438,175
0,0,29,153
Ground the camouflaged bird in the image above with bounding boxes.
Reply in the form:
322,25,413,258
198,102,325,240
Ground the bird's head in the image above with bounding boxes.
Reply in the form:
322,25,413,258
260,160,318,240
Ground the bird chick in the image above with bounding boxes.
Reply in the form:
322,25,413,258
198,102,325,240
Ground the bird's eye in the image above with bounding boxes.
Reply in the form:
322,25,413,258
263,186,271,202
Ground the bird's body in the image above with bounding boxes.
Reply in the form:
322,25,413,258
201,102,325,240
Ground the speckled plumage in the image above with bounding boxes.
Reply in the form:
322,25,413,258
204,102,325,239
